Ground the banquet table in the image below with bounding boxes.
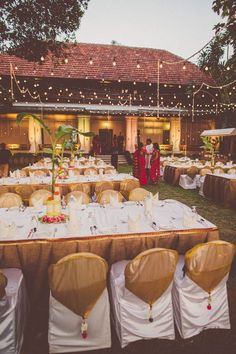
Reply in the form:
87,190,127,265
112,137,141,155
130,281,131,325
163,164,236,186
203,173,236,208
0,200,218,308
0,173,136,199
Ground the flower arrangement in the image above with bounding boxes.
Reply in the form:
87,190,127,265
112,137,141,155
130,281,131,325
201,136,220,166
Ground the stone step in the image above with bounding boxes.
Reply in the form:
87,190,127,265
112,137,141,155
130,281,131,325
96,155,128,165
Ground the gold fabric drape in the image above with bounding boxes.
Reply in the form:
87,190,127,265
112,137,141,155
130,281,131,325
164,166,189,185
185,240,235,293
0,271,7,299
48,253,108,318
203,174,236,208
125,248,178,305
129,188,149,201
120,179,140,199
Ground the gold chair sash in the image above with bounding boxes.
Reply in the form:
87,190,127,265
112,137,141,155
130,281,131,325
65,191,90,205
0,192,23,208
15,185,36,202
185,240,235,293
69,183,91,195
186,166,198,179
200,168,212,176
97,190,124,204
29,189,52,207
84,168,98,176
0,271,8,299
120,179,140,199
129,187,149,202
125,248,178,305
213,167,224,174
95,181,114,194
48,253,108,318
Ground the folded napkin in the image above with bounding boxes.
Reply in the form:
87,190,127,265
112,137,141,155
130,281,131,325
31,196,44,208
128,214,141,232
68,196,82,221
109,194,120,208
99,169,104,175
183,210,197,228
10,171,15,178
0,220,16,238
144,192,154,215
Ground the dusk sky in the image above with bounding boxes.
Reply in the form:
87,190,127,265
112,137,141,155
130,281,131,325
77,0,220,62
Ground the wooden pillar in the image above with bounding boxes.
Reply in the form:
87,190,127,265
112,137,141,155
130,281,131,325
77,115,91,152
125,116,138,152
170,117,181,152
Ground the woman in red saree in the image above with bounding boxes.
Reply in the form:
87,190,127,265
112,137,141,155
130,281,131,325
139,143,147,186
150,143,160,184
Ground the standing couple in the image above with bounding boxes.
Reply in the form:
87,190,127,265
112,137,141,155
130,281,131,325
133,139,160,186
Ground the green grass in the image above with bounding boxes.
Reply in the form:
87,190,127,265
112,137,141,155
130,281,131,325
118,164,236,244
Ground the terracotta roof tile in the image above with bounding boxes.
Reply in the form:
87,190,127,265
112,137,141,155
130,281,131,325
0,42,214,85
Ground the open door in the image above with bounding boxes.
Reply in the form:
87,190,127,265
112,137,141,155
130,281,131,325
99,129,113,154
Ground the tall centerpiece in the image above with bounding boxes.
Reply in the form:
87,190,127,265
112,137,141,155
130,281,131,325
17,113,94,221
201,136,220,167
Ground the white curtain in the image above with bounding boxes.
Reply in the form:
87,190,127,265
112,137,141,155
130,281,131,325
28,117,42,153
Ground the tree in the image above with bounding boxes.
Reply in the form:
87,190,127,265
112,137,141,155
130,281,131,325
198,0,236,82
0,0,90,61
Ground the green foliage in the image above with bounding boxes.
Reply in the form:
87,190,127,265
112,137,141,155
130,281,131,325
0,0,90,61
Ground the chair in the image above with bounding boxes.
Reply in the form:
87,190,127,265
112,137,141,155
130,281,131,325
69,183,91,195
179,166,199,190
110,248,178,347
129,187,149,201
227,168,236,175
72,168,81,176
104,167,116,175
32,169,48,177
213,167,224,174
29,189,52,207
65,191,90,205
199,167,212,177
97,190,124,204
0,186,8,196
15,185,36,204
172,241,235,339
120,179,140,199
95,181,114,194
0,192,22,208
84,168,98,176
0,269,28,354
48,253,111,353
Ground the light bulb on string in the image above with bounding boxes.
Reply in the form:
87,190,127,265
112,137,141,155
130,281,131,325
89,57,93,65
159,61,163,68
205,66,209,71
226,66,230,71
183,63,186,70
137,61,140,68
113,58,116,66
64,58,68,64
40,56,45,62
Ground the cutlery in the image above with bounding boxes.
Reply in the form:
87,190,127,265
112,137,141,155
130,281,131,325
52,227,57,237
27,227,37,239
151,222,159,231
93,225,98,234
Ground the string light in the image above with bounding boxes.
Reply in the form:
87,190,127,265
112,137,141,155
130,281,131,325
89,57,93,65
136,61,140,68
112,58,116,66
64,58,68,64
40,56,44,62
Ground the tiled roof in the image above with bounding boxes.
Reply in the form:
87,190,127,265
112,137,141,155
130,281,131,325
0,42,214,85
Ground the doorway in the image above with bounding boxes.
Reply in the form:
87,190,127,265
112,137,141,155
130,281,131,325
99,129,113,154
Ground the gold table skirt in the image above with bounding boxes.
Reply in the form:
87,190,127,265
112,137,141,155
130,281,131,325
0,227,219,307
203,174,236,208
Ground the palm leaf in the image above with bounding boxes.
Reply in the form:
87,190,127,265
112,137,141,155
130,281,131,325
78,131,95,137
16,113,51,135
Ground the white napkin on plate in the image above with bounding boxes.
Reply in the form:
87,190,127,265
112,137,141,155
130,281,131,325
128,214,141,232
144,193,153,215
68,196,82,221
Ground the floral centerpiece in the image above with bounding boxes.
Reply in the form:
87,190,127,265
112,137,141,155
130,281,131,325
17,113,94,222
201,136,220,166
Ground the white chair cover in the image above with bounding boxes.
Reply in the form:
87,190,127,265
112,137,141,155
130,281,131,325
110,260,175,348
179,175,200,189
0,268,28,354
48,289,111,353
172,256,231,339
199,176,206,196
